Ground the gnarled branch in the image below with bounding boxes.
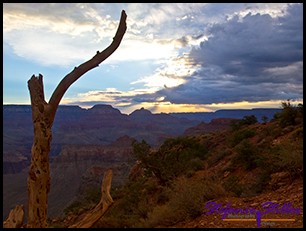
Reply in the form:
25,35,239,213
48,10,127,116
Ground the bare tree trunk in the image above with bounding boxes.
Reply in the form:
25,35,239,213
27,75,53,228
26,10,127,228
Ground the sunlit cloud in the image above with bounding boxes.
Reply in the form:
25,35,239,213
204,99,303,112
150,99,303,114
3,3,206,68
61,87,158,108
131,54,201,89
3,4,119,67
106,38,177,63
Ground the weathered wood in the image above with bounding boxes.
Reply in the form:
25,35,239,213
24,10,127,228
3,205,25,228
48,10,127,117
69,169,114,228
26,75,53,228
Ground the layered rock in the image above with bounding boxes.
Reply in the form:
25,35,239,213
184,118,239,136
47,135,136,217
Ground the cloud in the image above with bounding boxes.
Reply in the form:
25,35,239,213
3,3,124,67
3,3,203,67
105,38,177,63
4,3,302,113
154,4,303,105
3,3,294,68
4,3,200,67
61,87,159,107
131,54,199,89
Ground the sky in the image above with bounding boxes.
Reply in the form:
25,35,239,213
3,3,303,114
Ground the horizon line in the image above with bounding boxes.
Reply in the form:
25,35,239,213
2,103,283,114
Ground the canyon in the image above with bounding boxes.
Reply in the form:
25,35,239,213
3,104,280,219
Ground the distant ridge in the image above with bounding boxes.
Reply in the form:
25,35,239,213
3,104,282,126
170,108,282,123
3,104,281,119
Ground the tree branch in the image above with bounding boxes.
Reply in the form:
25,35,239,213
48,10,127,113
69,169,114,228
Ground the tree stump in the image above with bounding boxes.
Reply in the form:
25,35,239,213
69,169,114,228
3,205,25,228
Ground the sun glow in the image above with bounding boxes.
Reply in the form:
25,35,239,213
131,54,200,89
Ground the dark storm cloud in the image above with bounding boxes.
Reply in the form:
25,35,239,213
159,4,303,104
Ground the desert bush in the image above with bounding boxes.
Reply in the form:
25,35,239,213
241,115,258,125
273,100,303,127
228,128,256,147
145,176,226,227
132,137,208,184
158,136,208,161
188,157,205,171
234,140,262,171
230,115,258,131
268,140,303,178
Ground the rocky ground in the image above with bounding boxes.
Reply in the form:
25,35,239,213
167,178,303,228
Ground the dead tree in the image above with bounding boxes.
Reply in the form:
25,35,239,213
26,10,127,228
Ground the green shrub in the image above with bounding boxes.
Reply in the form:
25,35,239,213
234,140,261,170
132,137,208,184
229,128,256,147
230,115,258,131
188,157,204,171
273,101,303,127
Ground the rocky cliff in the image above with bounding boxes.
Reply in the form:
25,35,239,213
3,136,137,219
184,118,239,136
